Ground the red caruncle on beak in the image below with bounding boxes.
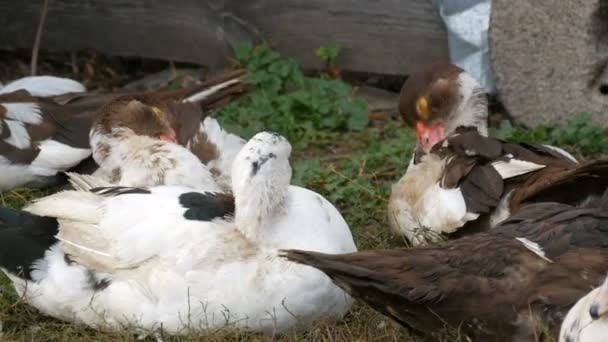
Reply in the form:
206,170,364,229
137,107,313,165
159,129,177,143
415,121,445,153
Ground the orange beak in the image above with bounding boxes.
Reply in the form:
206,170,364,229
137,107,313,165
415,121,445,153
159,129,177,143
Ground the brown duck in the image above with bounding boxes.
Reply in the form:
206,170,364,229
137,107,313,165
284,196,608,341
388,63,608,245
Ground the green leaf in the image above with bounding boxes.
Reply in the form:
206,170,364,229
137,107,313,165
346,109,369,131
218,42,376,142
314,42,341,66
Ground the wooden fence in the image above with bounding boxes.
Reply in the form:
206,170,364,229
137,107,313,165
0,0,448,75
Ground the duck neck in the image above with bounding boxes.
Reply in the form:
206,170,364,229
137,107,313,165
233,168,291,241
446,77,489,137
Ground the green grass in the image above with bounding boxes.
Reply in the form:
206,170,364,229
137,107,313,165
489,113,608,157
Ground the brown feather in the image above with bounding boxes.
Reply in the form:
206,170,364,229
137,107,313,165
431,130,603,220
399,64,463,127
510,159,608,211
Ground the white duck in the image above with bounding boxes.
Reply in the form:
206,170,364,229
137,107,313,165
560,275,608,342
0,131,356,335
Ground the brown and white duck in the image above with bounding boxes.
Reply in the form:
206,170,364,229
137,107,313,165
89,96,223,191
0,76,92,191
284,197,608,341
388,63,607,245
0,70,246,192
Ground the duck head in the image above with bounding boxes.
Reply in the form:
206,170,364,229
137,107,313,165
92,97,177,143
399,63,488,155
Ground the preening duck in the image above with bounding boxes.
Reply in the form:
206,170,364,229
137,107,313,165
560,274,608,342
388,63,606,245
131,69,248,188
89,97,222,191
0,70,246,192
0,132,356,334
284,197,608,341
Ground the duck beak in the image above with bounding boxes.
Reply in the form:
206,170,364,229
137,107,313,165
590,276,608,320
159,129,177,143
415,121,445,153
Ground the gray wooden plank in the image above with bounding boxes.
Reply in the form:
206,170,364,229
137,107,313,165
0,0,448,75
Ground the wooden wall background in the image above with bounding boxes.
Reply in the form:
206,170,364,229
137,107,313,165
0,0,449,75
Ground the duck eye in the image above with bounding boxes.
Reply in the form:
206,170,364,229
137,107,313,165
416,97,429,120
150,107,165,120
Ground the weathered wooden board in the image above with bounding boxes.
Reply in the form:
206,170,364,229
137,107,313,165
0,0,448,75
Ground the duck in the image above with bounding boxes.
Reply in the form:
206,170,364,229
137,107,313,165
0,75,92,190
0,131,356,335
388,63,608,245
560,274,608,342
283,197,608,341
89,96,223,191
0,70,247,192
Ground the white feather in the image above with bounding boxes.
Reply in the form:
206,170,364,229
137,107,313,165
446,72,488,136
492,158,546,179
0,76,85,96
66,172,112,191
489,190,513,227
388,154,479,246
515,237,553,263
0,140,90,191
194,117,245,190
542,144,578,163
55,237,112,258
3,119,31,148
406,151,416,171
417,184,479,233
0,156,41,191
182,79,240,103
29,140,91,176
26,190,103,224
3,102,42,124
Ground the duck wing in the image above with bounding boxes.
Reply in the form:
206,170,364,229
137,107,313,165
22,185,234,273
436,129,579,214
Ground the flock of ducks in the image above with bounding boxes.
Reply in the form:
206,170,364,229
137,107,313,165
0,63,606,341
